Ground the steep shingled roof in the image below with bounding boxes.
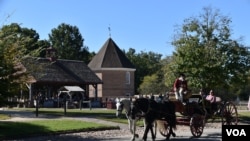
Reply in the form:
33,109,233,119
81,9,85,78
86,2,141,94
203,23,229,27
22,57,103,85
88,38,135,69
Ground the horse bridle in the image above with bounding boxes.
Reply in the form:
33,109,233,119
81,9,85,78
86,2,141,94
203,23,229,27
116,102,124,113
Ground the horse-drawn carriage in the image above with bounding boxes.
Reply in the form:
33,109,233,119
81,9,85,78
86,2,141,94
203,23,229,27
116,92,238,141
157,92,238,138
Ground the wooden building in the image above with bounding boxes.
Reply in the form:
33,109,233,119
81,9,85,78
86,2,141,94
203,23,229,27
21,37,135,107
22,51,103,107
88,37,136,101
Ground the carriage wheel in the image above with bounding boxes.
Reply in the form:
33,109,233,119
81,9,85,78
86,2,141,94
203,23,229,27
190,114,205,137
157,120,170,137
221,101,238,125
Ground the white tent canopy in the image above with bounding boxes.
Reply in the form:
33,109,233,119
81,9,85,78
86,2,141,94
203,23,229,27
57,86,92,109
58,86,85,101
59,86,85,92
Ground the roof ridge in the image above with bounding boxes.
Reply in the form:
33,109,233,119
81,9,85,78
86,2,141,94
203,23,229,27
56,61,85,83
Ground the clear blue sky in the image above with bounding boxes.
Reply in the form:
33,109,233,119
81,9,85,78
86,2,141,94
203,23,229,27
1,0,250,57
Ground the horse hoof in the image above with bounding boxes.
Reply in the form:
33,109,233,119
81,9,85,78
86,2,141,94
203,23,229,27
172,133,176,137
135,134,139,138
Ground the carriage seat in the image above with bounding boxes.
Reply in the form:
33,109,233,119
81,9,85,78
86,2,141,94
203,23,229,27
188,94,202,103
166,90,192,101
167,91,177,101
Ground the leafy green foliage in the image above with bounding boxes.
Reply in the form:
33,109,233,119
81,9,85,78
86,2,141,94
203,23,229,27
49,23,92,62
0,23,42,99
164,7,250,98
139,73,167,94
125,48,163,94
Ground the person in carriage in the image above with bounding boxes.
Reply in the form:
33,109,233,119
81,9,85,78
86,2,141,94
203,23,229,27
206,89,217,114
173,73,189,105
206,90,216,103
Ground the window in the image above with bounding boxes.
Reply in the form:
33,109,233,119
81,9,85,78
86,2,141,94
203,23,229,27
125,71,130,84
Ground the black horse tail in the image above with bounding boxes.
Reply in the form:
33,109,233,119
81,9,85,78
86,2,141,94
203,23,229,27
169,101,177,130
172,112,177,130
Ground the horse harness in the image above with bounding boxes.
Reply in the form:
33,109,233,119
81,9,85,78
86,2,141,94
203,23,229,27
133,99,176,119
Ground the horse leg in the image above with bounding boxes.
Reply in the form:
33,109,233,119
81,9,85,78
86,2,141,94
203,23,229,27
149,122,156,141
128,119,133,141
129,119,138,141
143,119,146,131
128,119,133,134
166,126,171,140
171,127,176,137
166,126,176,140
154,120,157,138
128,118,139,137
142,122,150,141
169,117,176,137
134,119,139,138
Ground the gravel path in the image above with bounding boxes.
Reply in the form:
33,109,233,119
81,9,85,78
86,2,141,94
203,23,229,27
2,116,222,141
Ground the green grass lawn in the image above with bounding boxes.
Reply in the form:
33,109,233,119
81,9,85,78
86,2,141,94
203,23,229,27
0,113,10,120
238,111,250,122
0,108,249,140
0,108,142,140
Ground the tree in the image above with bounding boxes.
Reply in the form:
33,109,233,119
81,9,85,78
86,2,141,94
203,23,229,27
164,6,250,99
0,24,27,100
49,23,91,62
0,23,42,56
139,71,167,94
78,46,96,64
37,40,51,57
125,48,163,94
0,23,42,102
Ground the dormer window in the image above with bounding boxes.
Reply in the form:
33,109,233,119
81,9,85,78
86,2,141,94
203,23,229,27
125,71,130,84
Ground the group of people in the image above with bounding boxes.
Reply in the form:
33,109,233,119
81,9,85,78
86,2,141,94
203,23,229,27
173,73,216,105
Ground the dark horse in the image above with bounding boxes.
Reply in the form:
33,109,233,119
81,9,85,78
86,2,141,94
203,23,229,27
131,97,177,141
116,98,157,141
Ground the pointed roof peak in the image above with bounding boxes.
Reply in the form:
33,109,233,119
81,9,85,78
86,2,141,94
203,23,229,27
88,38,135,69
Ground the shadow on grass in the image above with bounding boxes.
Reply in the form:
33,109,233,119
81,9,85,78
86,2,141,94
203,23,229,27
0,121,50,140
0,121,119,140
238,115,250,124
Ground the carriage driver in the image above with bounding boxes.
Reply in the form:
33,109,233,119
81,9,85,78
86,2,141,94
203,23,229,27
173,73,188,104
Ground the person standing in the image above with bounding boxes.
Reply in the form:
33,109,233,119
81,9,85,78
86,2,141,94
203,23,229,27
199,88,207,99
173,73,188,104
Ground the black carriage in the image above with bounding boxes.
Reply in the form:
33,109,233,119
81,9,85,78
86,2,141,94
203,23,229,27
157,92,238,138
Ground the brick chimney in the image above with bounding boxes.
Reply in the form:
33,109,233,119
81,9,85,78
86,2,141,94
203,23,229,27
46,47,57,61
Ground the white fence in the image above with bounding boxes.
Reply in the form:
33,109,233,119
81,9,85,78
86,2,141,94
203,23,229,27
236,101,249,110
